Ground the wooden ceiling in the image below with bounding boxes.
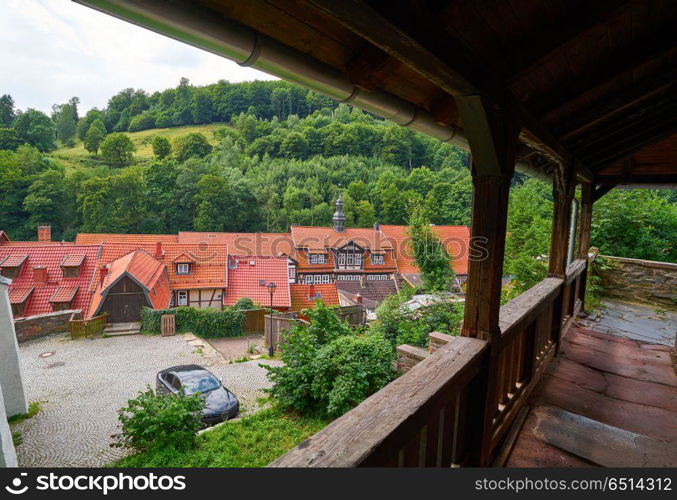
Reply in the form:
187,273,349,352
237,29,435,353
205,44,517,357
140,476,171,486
99,0,677,186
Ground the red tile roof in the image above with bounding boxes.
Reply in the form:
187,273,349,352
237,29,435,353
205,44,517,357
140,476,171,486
89,249,171,317
9,286,34,304
61,254,86,267
96,243,228,291
75,233,178,244
290,226,392,251
177,232,295,256
0,254,28,267
380,225,470,275
0,244,100,317
223,256,291,308
290,284,339,311
50,285,79,303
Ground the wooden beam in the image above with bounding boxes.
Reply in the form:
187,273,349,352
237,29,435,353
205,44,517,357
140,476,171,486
307,0,479,96
593,183,616,203
457,95,520,340
503,0,633,83
346,44,401,91
548,163,576,278
429,95,459,126
553,71,677,140
596,174,677,185
527,31,676,116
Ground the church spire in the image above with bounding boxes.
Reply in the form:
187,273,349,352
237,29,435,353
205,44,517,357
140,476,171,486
333,194,346,232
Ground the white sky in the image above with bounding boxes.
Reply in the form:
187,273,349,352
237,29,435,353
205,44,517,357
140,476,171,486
0,0,276,114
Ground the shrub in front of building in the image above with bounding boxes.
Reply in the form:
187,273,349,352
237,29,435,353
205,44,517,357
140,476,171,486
140,306,244,338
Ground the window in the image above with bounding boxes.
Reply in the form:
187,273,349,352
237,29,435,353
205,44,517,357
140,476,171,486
63,266,79,278
1,267,19,279
11,303,23,316
288,266,296,282
355,253,362,265
371,254,384,265
176,263,191,275
52,302,71,311
338,253,346,266
346,254,354,266
177,291,188,306
309,254,326,264
321,274,330,284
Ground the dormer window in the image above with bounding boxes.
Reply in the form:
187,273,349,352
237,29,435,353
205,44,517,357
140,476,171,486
176,263,191,275
309,253,326,264
61,254,85,278
0,254,28,279
371,253,385,265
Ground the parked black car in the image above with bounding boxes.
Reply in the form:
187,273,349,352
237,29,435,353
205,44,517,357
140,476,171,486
156,365,239,425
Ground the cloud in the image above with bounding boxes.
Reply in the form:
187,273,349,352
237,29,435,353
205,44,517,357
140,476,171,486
0,0,276,113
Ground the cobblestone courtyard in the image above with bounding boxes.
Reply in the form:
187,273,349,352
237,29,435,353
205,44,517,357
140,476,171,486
14,333,281,467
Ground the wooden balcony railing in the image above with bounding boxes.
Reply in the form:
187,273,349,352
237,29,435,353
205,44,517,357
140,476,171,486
272,258,590,467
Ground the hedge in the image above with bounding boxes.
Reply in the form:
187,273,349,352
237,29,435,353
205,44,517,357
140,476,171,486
140,306,244,338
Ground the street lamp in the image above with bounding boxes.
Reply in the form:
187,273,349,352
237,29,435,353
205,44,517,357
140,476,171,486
265,282,277,356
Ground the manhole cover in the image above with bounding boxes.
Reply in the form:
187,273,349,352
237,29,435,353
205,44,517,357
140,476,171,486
39,351,55,359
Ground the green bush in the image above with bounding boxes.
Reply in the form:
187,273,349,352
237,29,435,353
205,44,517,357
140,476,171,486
370,289,462,347
264,302,394,418
140,306,244,338
113,386,203,452
234,297,255,310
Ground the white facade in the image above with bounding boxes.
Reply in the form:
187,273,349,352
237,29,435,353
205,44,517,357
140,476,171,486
0,275,27,467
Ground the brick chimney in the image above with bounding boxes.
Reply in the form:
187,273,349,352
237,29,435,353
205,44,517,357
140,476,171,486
38,225,51,242
155,241,163,259
99,267,108,286
33,266,47,283
308,284,316,299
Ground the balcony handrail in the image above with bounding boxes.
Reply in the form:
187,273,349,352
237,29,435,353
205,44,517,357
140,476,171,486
271,257,591,467
271,336,488,467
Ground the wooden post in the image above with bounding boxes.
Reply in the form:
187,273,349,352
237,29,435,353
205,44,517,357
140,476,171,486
457,95,520,341
455,94,519,466
548,163,575,278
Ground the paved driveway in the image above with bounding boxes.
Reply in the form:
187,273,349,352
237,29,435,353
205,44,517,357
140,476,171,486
14,333,281,467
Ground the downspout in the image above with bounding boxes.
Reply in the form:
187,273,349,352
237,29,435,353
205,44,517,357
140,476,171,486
73,0,550,181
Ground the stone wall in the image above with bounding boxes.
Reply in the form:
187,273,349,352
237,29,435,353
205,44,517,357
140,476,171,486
14,309,81,343
599,256,677,309
396,331,456,373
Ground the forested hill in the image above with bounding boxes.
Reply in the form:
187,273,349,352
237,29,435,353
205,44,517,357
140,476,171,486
0,79,675,287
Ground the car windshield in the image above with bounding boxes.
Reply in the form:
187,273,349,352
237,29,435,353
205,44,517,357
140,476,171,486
176,370,221,395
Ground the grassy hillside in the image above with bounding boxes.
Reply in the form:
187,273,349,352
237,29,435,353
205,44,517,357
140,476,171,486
51,123,228,169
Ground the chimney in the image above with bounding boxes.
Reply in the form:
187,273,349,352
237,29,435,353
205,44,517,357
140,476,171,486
308,284,316,299
33,266,47,283
332,195,345,233
360,274,366,288
99,267,108,286
155,241,163,259
373,222,380,231
38,225,51,242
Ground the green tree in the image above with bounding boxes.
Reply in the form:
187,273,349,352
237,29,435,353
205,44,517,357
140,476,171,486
0,94,16,127
100,133,135,167
0,128,21,151
52,98,79,145
151,135,171,159
12,109,56,152
173,133,212,162
22,167,71,238
354,200,376,227
279,132,309,159
84,119,107,154
407,201,454,291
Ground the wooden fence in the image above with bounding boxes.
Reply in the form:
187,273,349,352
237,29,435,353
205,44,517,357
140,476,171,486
243,309,267,334
70,313,108,339
264,312,308,350
271,258,590,467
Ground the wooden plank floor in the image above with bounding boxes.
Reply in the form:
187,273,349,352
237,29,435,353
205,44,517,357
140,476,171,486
506,307,677,467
